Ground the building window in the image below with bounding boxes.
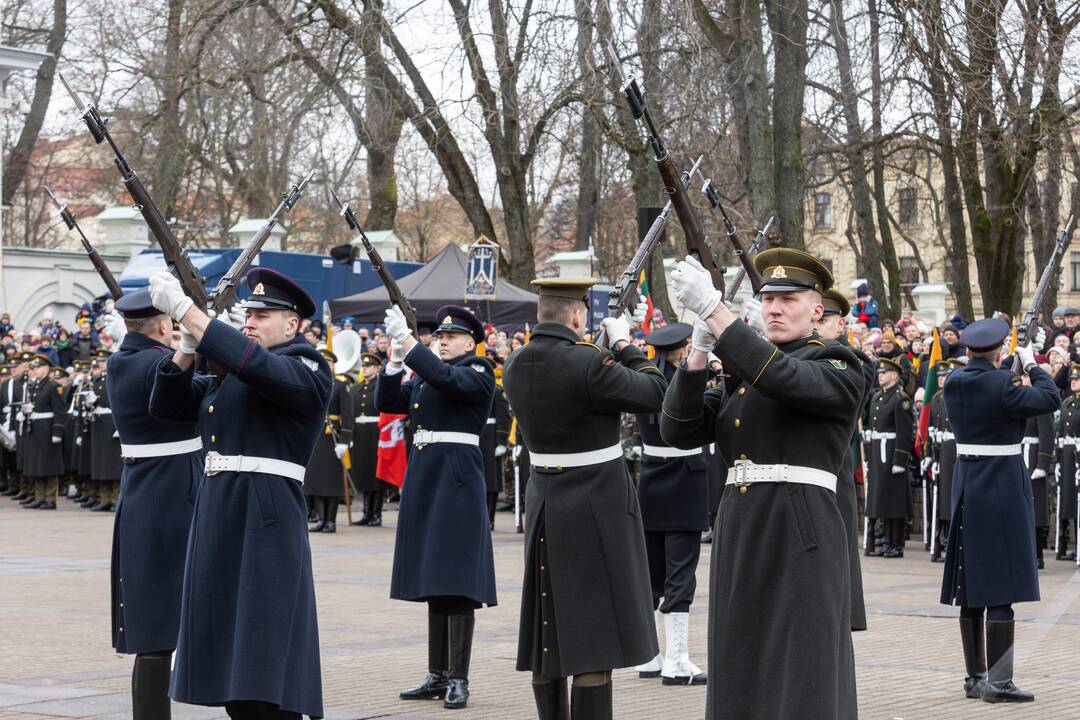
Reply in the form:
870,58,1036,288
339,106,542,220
1071,251,1080,291
814,192,832,230
898,187,918,226
899,256,920,286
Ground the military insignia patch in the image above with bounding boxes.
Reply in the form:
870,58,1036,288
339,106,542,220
902,399,911,410
828,359,847,370
300,357,318,372
252,282,266,296
472,364,486,373
443,315,453,326
770,265,788,279
57,387,64,395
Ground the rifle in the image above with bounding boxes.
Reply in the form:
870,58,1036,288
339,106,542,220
604,45,725,296
43,185,123,300
206,170,315,313
328,187,418,334
58,72,207,308
1014,214,1074,372
595,156,702,347
724,216,772,303
693,169,767,297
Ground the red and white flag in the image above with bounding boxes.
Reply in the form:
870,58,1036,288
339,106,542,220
376,412,408,488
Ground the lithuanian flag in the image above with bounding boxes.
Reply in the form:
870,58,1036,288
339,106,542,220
914,328,943,457
639,269,654,335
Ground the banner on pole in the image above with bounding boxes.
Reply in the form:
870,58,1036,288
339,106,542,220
465,235,499,300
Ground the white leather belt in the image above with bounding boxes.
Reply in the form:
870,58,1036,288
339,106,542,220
412,430,480,448
956,443,1022,457
938,431,955,442
356,415,380,423
1021,437,1039,445
1060,436,1080,449
531,443,623,469
121,437,203,459
643,444,703,458
726,459,837,493
870,431,896,463
204,450,306,483
29,412,54,420
92,407,112,415
486,418,496,425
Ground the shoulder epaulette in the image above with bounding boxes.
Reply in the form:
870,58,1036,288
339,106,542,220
575,341,606,352
807,339,826,347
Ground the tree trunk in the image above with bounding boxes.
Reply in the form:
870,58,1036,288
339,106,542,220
361,0,403,230
764,0,809,249
151,0,186,221
1,0,66,206
573,0,600,252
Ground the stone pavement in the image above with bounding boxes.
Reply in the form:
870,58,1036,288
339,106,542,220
2,499,1079,719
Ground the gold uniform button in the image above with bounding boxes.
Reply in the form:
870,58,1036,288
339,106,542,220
738,387,746,396
544,647,549,652
739,453,747,460
414,403,420,409
734,419,741,428
119,602,123,608
208,405,214,413
540,566,545,571
739,486,748,494
540,537,545,543
211,435,216,443
119,627,123,633
542,592,547,597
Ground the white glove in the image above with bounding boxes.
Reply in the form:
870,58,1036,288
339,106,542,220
1016,342,1036,370
932,461,940,476
599,315,631,349
495,444,507,458
85,391,98,405
75,436,83,447
148,270,194,322
101,312,127,345
630,445,643,460
390,338,407,364
743,297,762,322
215,304,246,331
52,435,62,444
892,465,906,475
630,293,648,329
669,255,723,319
1032,468,1047,480
1033,327,1047,352
512,444,522,461
692,320,716,354
334,443,348,459
920,457,931,475
179,325,198,355
384,306,411,344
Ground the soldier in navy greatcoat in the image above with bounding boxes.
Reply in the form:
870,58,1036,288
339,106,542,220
632,322,708,686
504,279,662,720
375,304,497,710
148,267,332,720
940,318,1059,703
20,354,67,509
304,348,353,534
107,289,202,719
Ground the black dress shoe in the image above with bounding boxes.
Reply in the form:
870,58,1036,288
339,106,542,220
38,500,56,510
93,502,112,512
71,495,85,503
307,510,318,523
883,545,904,558
701,529,713,544
368,515,382,527
309,520,326,533
25,499,44,509
444,678,468,709
1037,558,1045,570
80,498,96,508
400,671,449,700
865,547,884,557
349,515,369,526
11,491,28,500
322,521,336,533
20,497,36,506
1,487,18,496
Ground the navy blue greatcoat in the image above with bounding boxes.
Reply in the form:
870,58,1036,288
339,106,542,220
108,332,201,654
150,320,332,718
940,359,1060,608
374,345,497,606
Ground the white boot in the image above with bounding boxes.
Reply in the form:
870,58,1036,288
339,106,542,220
635,610,663,678
661,612,706,685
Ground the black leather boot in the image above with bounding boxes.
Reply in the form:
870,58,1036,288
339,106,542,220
369,492,384,526
323,499,338,533
532,678,569,720
400,612,449,700
983,620,1034,703
132,652,172,720
309,498,327,532
444,615,474,709
959,617,986,699
570,679,613,720
350,493,371,526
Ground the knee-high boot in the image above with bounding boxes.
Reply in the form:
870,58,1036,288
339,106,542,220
132,652,172,720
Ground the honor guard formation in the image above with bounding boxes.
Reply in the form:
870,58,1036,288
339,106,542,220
5,59,1078,720
4,244,1080,719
